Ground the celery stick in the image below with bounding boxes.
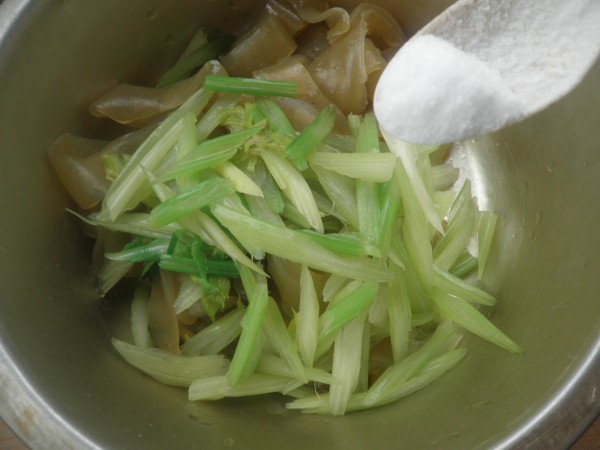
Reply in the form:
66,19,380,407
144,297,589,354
98,259,135,296
286,348,467,413
182,211,265,275
363,322,458,406
296,266,319,367
449,252,478,278
430,289,523,354
212,204,390,281
433,266,496,306
388,264,412,362
329,313,367,415
432,163,460,191
130,284,153,349
189,373,300,401
318,280,379,352
395,160,434,289
156,33,235,87
286,106,335,171
262,297,307,383
204,76,298,98
227,271,269,386
214,161,263,197
299,230,376,257
181,304,245,356
478,211,498,280
150,177,235,226
259,148,323,232
308,152,396,182
112,338,228,387
378,176,403,258
77,210,178,240
433,185,477,271
255,98,296,137
160,125,264,181
172,275,202,314
256,354,336,385
311,165,359,230
196,93,240,142
383,132,444,233
100,89,214,220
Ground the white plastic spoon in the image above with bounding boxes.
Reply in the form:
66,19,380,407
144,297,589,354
374,0,600,144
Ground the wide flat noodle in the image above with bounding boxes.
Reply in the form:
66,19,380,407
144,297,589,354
220,15,297,77
90,61,227,128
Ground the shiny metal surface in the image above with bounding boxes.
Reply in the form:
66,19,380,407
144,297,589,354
0,1,598,449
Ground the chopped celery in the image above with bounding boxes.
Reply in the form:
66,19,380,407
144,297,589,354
309,152,396,182
156,33,235,87
286,106,335,171
204,76,299,98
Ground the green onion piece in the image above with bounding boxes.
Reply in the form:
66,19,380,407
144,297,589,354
157,33,235,87
112,338,228,387
150,177,235,227
431,289,523,354
130,284,153,349
204,75,298,98
286,106,335,171
477,211,498,280
212,204,390,281
308,152,396,182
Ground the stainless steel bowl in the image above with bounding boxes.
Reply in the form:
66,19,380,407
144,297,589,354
0,1,598,448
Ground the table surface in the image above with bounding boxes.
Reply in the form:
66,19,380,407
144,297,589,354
0,412,598,449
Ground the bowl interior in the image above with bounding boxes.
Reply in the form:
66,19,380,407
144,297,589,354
0,1,599,449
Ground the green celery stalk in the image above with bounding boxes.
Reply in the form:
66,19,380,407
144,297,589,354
308,152,396,182
430,289,523,354
159,125,264,181
311,165,359,229
181,304,246,356
100,89,214,220
296,266,320,367
150,177,235,226
286,106,335,171
255,98,296,137
259,148,323,233
112,338,228,387
156,33,235,87
188,373,301,401
227,270,269,386
204,76,298,98
130,284,153,349
477,211,498,280
212,204,390,281
433,266,496,306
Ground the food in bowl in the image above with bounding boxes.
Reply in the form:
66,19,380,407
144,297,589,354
47,0,520,416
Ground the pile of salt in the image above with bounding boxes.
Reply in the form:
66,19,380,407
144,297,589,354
374,0,600,144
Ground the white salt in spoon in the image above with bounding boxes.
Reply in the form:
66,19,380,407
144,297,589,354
374,0,600,145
